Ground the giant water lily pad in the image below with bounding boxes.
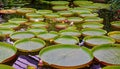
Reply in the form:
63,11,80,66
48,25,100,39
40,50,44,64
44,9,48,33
0,42,17,63
58,11,73,17
79,13,98,18
29,22,49,28
16,8,36,14
8,18,28,24
29,17,44,22
84,36,115,47
111,21,120,29
92,44,120,65
59,30,81,37
44,13,60,19
108,31,120,43
0,28,14,35
10,31,35,40
27,27,47,34
54,35,79,44
52,6,69,11
102,66,120,69
37,31,58,40
36,10,53,15
14,38,45,52
39,44,93,69
81,22,104,29
26,13,43,18
81,28,107,36
73,1,93,6
50,1,69,6
0,64,15,69
67,17,83,23
0,23,19,29
84,17,103,23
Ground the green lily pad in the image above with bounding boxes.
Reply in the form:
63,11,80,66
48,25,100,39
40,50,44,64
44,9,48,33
81,28,107,36
52,6,69,11
17,8,36,14
8,18,28,24
29,17,44,22
27,27,47,34
59,30,81,37
0,23,19,29
102,66,120,69
37,31,58,40
14,38,45,52
92,44,120,65
55,23,68,29
108,31,120,43
73,1,93,6
44,13,60,18
36,10,53,15
67,17,83,23
70,8,92,14
0,28,14,35
50,1,69,6
0,64,15,69
54,35,79,44
30,22,49,28
54,17,66,22
84,17,103,23
39,44,93,69
81,22,104,29
26,13,43,18
84,36,115,46
111,21,120,28
0,42,17,63
10,31,35,40
79,13,98,18
58,11,73,17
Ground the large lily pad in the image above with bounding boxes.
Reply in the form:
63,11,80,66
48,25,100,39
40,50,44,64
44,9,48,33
36,10,53,15
81,28,107,36
84,17,103,23
52,6,69,11
0,42,17,63
108,31,120,43
16,8,36,14
37,31,58,40
26,13,43,18
10,31,35,40
81,22,104,29
59,29,81,37
84,36,115,46
29,22,49,28
50,1,69,6
14,38,45,52
54,35,79,44
8,18,28,24
39,44,93,69
0,23,19,29
92,44,120,65
0,28,14,35
67,17,83,23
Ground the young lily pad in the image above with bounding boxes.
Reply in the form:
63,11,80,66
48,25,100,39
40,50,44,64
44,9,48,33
81,22,104,29
14,38,45,52
59,29,81,37
84,36,115,47
0,64,15,69
84,17,103,23
39,44,93,69
54,35,79,44
102,66,120,69
50,1,69,6
67,17,83,23
26,13,43,18
37,31,58,40
81,28,107,36
52,6,69,11
8,18,28,24
16,8,36,14
92,44,120,65
10,31,35,40
108,31,120,43
36,10,53,15
0,42,17,63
